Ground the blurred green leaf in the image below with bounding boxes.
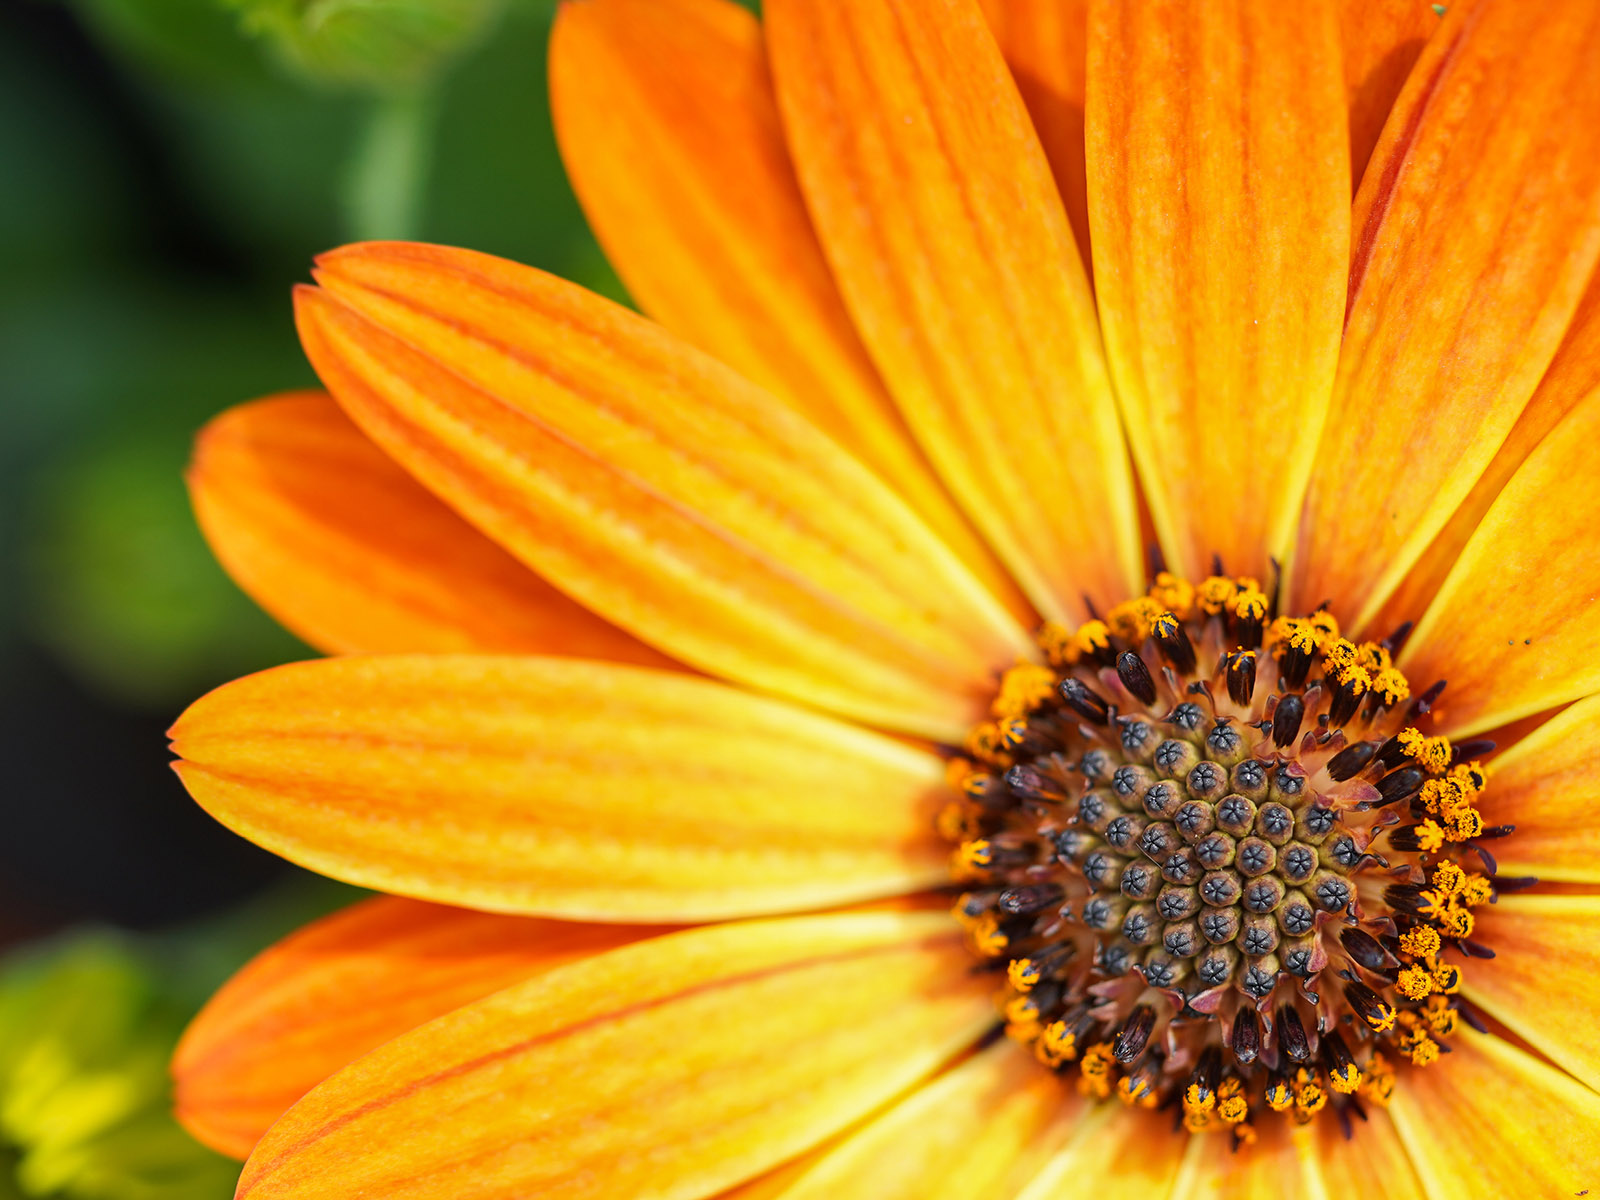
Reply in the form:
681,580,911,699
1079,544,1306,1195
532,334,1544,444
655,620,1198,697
225,0,508,91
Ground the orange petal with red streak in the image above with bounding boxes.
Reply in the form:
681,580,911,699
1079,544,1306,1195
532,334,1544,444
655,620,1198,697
1294,0,1600,625
1465,894,1600,1096
173,897,664,1159
1086,0,1349,581
1388,1028,1600,1198
296,242,1030,741
1398,386,1600,736
171,654,952,922
188,391,670,665
236,909,993,1200
766,0,1141,622
548,0,1019,615
1342,0,1440,189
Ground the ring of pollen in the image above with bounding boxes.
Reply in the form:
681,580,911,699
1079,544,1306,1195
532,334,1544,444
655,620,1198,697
942,569,1516,1146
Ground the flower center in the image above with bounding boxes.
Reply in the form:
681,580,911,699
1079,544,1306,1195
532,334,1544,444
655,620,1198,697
941,571,1519,1144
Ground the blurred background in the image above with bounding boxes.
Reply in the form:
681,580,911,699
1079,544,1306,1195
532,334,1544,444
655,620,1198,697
0,0,639,1192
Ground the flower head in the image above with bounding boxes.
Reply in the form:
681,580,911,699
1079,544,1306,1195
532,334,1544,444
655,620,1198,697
171,0,1600,1195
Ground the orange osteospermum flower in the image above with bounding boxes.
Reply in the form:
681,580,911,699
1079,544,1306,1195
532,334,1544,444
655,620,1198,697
167,0,1600,1196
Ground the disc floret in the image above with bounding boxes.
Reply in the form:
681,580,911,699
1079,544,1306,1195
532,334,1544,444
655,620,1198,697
942,571,1511,1143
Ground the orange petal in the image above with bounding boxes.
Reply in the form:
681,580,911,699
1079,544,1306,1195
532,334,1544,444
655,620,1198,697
978,0,1092,270
1362,273,1600,640
1314,1106,1428,1200
1014,1106,1186,1200
1085,0,1349,581
1294,0,1600,625
171,654,953,922
1464,894,1600,1096
236,909,994,1200
1462,696,1600,881
297,242,1030,741
1388,1028,1600,1198
1342,0,1439,189
771,1041,1078,1200
188,391,671,665
548,0,1020,616
172,896,664,1159
1398,386,1600,736
766,0,1141,622
1168,1119,1320,1200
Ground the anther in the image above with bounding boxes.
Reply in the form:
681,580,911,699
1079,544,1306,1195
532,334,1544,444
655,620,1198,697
1375,766,1426,807
1323,1029,1361,1093
1113,1004,1157,1063
1060,678,1111,726
1117,651,1158,706
1345,980,1397,1032
1339,927,1389,972
1271,693,1305,748
1325,740,1378,782
1154,619,1197,674
1004,763,1068,805
1226,651,1257,708
1276,1005,1311,1063
1231,1007,1261,1066
998,882,1066,916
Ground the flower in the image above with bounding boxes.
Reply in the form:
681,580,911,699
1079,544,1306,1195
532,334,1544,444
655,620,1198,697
168,0,1600,1195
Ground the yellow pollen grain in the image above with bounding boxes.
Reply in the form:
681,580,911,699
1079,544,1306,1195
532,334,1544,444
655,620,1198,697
1432,961,1463,994
1400,728,1453,775
1400,926,1442,958
1413,819,1446,853
1431,861,1468,895
1460,874,1494,906
1072,619,1112,662
1108,597,1163,643
1438,906,1475,938
1329,1062,1362,1095
1424,995,1459,1038
1036,1020,1078,1067
1264,1079,1293,1112
993,663,1058,721
1360,1053,1396,1106
1230,588,1268,623
1182,1082,1217,1117
1077,1042,1115,1098
1397,964,1436,1000
1217,1079,1248,1125
1363,1001,1397,1035
1148,571,1195,619
1444,808,1485,842
969,913,1007,957
1373,667,1411,705
1197,576,1238,615
1118,1074,1157,1108
1037,619,1076,667
1308,608,1340,645
1007,958,1041,992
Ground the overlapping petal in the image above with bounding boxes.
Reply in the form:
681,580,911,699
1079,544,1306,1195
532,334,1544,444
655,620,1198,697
1293,0,1600,625
1314,1108,1427,1200
766,0,1141,622
188,391,670,664
1388,1028,1600,1199
1341,0,1438,188
173,897,664,1159
1168,1121,1320,1200
1085,0,1348,580
1013,1106,1185,1200
171,655,956,922
295,241,1030,740
1399,385,1600,736
1464,895,1600,1096
769,1041,1077,1200
977,0,1092,269
235,909,993,1200
1458,696,1600,881
548,0,1019,612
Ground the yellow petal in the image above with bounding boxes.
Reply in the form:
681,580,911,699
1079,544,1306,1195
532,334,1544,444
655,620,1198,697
173,897,663,1158
1399,386,1600,736
297,242,1030,740
766,0,1141,621
1463,696,1600,881
237,909,994,1200
1464,894,1600,1096
1314,1107,1428,1200
1388,1027,1600,1199
1014,1106,1186,1200
188,391,671,664
548,0,1021,614
772,1041,1078,1200
1168,1119,1321,1200
1086,0,1349,580
1293,0,1600,625
171,654,952,922
979,0,1092,269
